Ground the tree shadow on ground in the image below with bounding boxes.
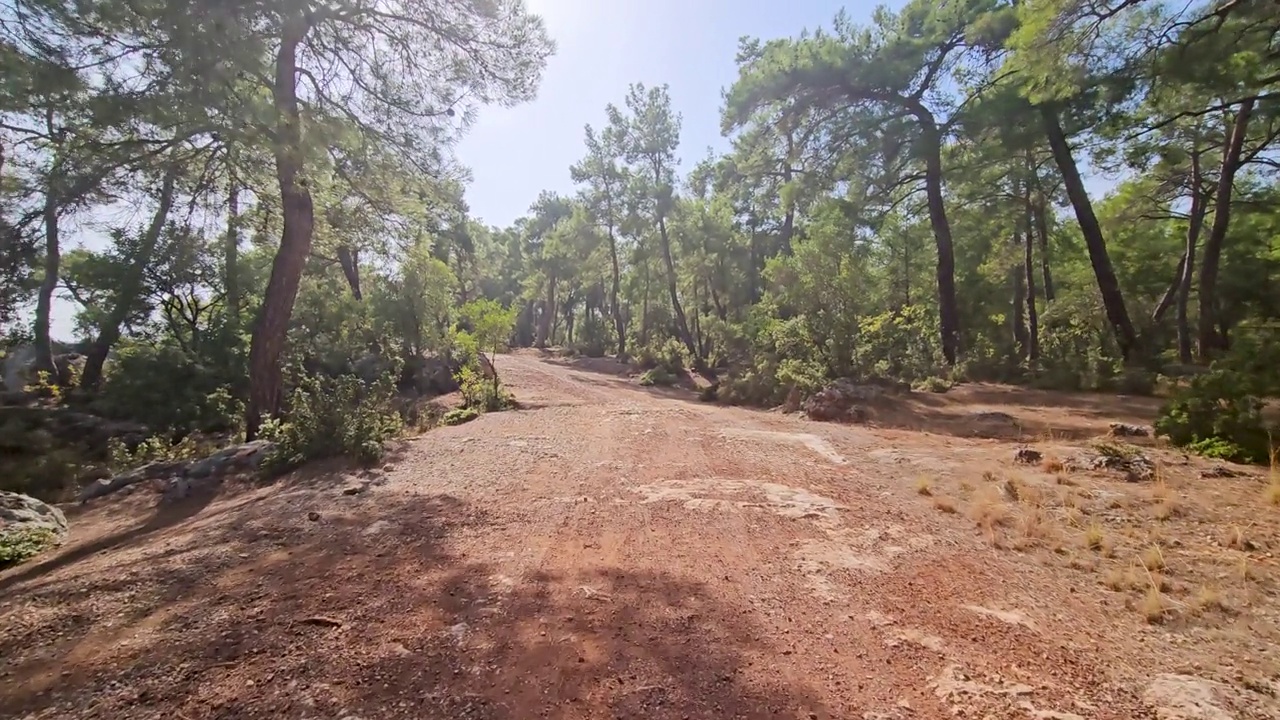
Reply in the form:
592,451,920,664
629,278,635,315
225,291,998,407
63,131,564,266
0,478,833,720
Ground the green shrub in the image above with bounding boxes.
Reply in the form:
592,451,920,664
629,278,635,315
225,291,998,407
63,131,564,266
854,306,942,383
441,407,479,426
1109,368,1157,396
638,367,676,387
1155,367,1273,464
260,371,403,473
913,376,953,393
456,365,515,411
96,343,244,433
0,526,58,568
635,337,686,375
107,434,211,473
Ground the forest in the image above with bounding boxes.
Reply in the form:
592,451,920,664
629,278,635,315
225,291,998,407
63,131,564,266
2,0,1279,508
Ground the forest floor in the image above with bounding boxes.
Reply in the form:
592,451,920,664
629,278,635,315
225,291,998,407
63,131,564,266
2,350,1279,719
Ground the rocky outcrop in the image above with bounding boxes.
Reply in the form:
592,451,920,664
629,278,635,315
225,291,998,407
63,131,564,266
802,379,892,422
78,440,275,503
1108,422,1150,438
1,491,69,554
1065,448,1156,482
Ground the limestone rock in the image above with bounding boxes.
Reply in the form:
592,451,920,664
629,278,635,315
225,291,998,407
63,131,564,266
1109,422,1151,438
803,379,886,422
0,491,69,557
80,440,276,503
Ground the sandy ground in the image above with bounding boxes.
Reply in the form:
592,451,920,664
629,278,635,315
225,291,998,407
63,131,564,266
2,350,1278,719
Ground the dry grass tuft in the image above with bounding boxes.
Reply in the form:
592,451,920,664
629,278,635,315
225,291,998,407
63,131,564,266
1043,455,1065,473
1055,474,1077,486
1083,521,1106,551
959,479,975,493
1265,480,1280,507
1140,545,1166,572
1191,585,1228,614
1140,585,1169,623
1013,507,1051,550
916,476,933,496
933,496,958,514
982,470,998,483
1103,566,1128,591
969,486,1010,534
1153,497,1179,521
1222,525,1249,551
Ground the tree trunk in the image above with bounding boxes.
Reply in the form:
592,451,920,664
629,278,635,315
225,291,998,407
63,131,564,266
245,15,314,440
1012,238,1028,359
535,274,555,348
1178,151,1207,364
337,245,362,300
1027,153,1056,303
33,171,61,376
780,125,796,256
1197,98,1255,362
82,163,180,388
657,214,698,359
224,165,241,335
1151,253,1187,324
1024,215,1040,362
606,223,626,358
1040,104,1136,359
911,104,959,365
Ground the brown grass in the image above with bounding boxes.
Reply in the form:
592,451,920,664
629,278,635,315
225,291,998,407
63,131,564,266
1140,586,1169,623
1265,481,1280,507
1043,455,1065,474
916,476,933,496
1013,507,1051,550
933,496,958,514
1191,585,1228,614
1083,522,1106,551
969,486,1009,533
1153,498,1179,521
1103,567,1128,591
1140,545,1166,572
1222,525,1248,551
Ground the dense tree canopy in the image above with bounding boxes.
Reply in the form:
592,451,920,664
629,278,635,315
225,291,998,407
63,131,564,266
2,0,1278,480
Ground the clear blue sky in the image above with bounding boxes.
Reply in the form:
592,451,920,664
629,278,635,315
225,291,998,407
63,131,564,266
454,0,890,228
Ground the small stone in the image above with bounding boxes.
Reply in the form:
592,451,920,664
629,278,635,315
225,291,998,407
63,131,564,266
307,511,320,522
342,486,362,496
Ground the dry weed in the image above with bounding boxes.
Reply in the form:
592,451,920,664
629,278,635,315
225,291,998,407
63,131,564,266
1222,525,1249,551
1140,545,1166,572
959,479,975,493
933,496,958,514
982,470,998,483
1140,586,1169,623
1103,566,1128,591
1191,585,1228,614
916,476,933,496
1055,474,1077,486
1043,455,1065,474
1013,507,1051,550
1153,498,1179,521
1266,482,1280,507
969,486,1010,534
1083,521,1106,551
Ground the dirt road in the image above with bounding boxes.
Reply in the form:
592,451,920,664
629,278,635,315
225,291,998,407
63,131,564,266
2,352,1275,719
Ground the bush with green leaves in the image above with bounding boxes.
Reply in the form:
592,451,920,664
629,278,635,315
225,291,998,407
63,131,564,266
638,366,676,387
441,407,479,426
456,365,514,411
1155,366,1274,464
634,336,686,375
107,434,211,473
913,376,953,393
260,371,404,473
853,305,942,383
95,342,245,433
0,526,59,568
